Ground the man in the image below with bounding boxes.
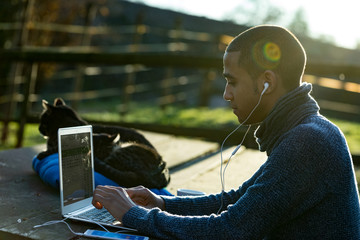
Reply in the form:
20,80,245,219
92,25,360,239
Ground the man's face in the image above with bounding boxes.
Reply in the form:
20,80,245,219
223,51,262,124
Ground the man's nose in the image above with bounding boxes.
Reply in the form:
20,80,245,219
223,85,232,101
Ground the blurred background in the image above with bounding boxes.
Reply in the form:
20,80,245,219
0,0,359,157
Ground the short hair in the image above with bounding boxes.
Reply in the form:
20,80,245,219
226,25,307,90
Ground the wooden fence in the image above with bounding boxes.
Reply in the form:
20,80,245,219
0,0,359,148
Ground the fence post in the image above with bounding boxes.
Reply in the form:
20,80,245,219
199,70,216,106
120,12,145,116
71,2,97,110
16,62,38,147
159,68,173,109
1,0,33,146
159,17,183,109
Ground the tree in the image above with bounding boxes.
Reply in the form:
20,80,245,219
222,0,283,26
287,8,309,37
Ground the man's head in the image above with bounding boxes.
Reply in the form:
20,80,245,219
223,25,306,124
226,25,306,91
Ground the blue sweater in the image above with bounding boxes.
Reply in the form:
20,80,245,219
123,83,360,239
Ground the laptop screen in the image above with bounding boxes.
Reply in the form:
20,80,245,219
60,129,93,206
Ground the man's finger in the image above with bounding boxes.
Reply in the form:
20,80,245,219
94,201,102,209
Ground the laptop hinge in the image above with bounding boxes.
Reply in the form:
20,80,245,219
67,205,94,216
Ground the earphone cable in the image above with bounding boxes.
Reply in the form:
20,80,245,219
222,124,251,190
217,87,266,214
33,217,114,236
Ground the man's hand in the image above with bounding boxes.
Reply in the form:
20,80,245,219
126,186,165,210
92,185,136,222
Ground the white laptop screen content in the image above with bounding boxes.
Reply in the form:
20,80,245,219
60,132,92,206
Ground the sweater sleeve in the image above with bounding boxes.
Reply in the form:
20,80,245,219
160,165,265,216
122,128,333,240
121,166,287,239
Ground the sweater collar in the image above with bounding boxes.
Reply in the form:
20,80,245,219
255,82,320,155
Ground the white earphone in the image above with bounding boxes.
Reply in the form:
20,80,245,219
261,82,269,96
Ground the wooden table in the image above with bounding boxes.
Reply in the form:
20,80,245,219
0,131,220,239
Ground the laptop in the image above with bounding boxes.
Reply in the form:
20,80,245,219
58,125,135,231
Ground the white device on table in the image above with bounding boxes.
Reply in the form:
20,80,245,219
58,125,135,231
83,229,149,240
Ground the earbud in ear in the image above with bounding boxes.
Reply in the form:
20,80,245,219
261,82,269,96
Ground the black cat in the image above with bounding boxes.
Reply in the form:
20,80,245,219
38,98,170,189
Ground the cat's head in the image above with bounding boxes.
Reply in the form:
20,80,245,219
39,98,87,138
93,133,120,160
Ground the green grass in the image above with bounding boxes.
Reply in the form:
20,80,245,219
81,102,360,154
2,102,359,190
330,118,360,154
0,122,45,151
1,103,359,155
82,105,237,128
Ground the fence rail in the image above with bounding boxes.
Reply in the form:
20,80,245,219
1,45,359,148
1,1,359,148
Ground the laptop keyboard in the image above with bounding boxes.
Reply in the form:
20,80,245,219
77,207,117,224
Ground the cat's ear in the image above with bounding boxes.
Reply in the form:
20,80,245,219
111,134,121,144
42,100,52,110
54,98,65,106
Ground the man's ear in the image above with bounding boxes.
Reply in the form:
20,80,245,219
259,70,278,94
